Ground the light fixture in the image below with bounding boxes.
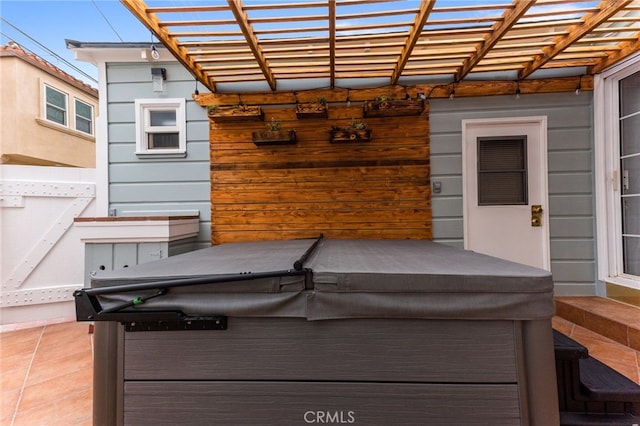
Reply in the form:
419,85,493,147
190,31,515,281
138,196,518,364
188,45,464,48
417,92,426,100
515,81,521,99
449,84,455,100
150,32,160,60
346,89,351,106
404,86,411,100
194,79,200,100
575,75,582,95
151,68,166,92
151,45,160,60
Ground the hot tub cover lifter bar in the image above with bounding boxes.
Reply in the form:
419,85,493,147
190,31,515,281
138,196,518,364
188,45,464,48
73,234,324,323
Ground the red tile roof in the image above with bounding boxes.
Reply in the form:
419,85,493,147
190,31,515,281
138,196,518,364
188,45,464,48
0,42,98,98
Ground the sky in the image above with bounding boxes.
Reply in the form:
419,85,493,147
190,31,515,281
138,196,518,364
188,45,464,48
0,0,155,87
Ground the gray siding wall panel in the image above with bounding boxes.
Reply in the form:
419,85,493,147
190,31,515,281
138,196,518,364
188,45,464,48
549,173,592,194
549,195,593,216
106,62,211,246
430,92,595,295
109,162,210,183
109,182,210,203
109,141,210,163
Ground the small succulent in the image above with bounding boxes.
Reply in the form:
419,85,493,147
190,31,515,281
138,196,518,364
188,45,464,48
267,118,281,131
351,119,368,130
375,94,393,102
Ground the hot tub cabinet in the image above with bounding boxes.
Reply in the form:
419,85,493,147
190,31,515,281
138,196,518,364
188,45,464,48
75,238,559,425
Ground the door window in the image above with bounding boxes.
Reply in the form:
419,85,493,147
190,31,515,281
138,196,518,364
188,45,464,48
477,136,528,206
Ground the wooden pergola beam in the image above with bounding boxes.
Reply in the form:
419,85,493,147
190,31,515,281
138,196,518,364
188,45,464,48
329,0,336,88
119,0,216,92
391,0,435,85
590,33,640,73
194,75,594,107
456,0,535,82
227,0,277,91
518,0,634,80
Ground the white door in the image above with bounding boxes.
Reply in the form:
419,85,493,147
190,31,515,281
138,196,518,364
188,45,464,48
462,117,550,270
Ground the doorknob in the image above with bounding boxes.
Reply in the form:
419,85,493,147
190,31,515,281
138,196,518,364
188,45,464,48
531,205,543,227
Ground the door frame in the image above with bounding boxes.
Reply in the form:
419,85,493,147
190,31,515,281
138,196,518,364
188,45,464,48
461,116,551,270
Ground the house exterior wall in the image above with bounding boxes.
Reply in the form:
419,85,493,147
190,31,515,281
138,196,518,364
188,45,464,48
100,57,596,294
0,50,97,167
104,61,210,248
430,92,595,296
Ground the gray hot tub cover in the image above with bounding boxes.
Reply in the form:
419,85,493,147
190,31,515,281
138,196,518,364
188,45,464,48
87,238,555,321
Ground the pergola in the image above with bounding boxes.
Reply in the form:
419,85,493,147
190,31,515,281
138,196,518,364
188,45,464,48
120,0,640,96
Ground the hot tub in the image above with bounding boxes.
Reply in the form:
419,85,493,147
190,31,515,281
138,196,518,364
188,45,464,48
75,237,559,425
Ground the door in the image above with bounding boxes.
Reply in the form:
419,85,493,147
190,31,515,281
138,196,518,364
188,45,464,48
462,117,550,270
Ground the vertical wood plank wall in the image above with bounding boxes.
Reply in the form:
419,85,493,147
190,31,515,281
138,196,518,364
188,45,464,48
209,102,431,244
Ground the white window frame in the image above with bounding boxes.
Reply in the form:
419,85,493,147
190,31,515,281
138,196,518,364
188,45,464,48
44,84,68,127
595,52,640,290
134,98,186,158
74,98,94,135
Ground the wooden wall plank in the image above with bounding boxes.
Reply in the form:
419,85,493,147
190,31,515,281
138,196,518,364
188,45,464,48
210,99,431,244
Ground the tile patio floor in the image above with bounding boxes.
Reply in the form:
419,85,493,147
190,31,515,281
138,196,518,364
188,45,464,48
1,300,639,425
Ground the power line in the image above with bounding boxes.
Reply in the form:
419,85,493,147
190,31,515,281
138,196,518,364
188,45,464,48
92,0,124,42
0,18,98,85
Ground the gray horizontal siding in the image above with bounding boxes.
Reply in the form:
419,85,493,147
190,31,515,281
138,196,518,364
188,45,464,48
106,62,211,246
430,92,595,295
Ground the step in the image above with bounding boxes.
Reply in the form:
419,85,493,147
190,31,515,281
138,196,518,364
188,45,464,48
578,357,640,404
555,296,640,352
554,330,640,418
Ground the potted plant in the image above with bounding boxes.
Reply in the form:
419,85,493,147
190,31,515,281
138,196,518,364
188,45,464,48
330,119,372,143
252,118,297,146
296,97,328,119
207,103,264,122
363,94,424,117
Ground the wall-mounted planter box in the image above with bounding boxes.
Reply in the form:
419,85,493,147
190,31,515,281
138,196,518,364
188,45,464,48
208,105,264,122
296,103,328,119
252,130,297,146
363,99,424,117
330,128,372,143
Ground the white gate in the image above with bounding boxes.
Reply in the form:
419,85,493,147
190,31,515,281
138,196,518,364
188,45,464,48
0,165,96,327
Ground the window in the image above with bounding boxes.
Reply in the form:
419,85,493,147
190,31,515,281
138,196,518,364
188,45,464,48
75,99,93,135
134,98,186,157
595,53,640,288
42,84,95,137
477,136,528,205
620,72,640,276
45,85,67,125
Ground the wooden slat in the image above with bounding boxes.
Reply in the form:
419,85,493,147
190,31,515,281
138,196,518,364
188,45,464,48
227,0,276,90
456,0,535,81
590,34,640,73
210,162,428,177
391,0,436,84
329,0,336,88
518,0,635,79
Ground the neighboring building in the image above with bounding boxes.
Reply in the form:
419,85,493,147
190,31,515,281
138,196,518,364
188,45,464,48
0,42,97,167
0,42,98,327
